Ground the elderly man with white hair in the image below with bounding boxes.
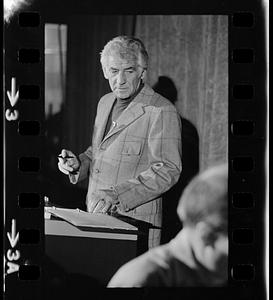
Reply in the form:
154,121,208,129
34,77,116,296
58,36,182,248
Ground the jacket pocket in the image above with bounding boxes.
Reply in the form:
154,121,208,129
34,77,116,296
121,141,142,156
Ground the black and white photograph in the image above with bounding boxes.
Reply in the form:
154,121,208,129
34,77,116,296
3,1,268,299
43,13,228,290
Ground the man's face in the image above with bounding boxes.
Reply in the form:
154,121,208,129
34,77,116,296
204,232,228,277
192,215,228,281
103,55,144,99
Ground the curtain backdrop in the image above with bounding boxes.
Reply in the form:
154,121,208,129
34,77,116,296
63,15,135,155
135,15,228,172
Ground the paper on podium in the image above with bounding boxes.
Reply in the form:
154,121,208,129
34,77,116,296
45,207,138,231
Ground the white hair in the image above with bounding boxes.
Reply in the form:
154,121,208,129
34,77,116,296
100,36,149,70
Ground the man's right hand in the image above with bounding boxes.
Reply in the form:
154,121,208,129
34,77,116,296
58,149,80,175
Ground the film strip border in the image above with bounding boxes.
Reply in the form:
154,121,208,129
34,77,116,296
4,8,44,300
228,6,267,300
3,3,267,300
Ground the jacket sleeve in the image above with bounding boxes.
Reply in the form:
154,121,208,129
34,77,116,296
113,106,182,212
69,146,92,184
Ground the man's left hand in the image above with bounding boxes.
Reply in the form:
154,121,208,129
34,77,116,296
88,190,116,214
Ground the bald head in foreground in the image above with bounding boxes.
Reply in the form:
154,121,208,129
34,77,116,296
108,163,228,287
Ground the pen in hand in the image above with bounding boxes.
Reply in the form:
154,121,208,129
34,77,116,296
58,149,80,175
58,155,74,159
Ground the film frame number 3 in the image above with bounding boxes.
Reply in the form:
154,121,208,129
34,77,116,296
6,77,20,121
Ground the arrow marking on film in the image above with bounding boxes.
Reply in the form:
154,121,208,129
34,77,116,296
7,77,19,107
7,219,19,248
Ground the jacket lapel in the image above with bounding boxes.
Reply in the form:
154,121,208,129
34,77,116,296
101,84,155,143
95,93,116,146
103,102,145,141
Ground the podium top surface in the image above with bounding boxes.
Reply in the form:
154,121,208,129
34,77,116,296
45,207,138,231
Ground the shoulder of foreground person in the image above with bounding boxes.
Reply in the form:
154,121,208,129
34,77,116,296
107,244,172,287
107,239,209,287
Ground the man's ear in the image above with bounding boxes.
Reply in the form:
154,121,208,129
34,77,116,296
102,67,109,79
195,222,213,246
140,68,147,80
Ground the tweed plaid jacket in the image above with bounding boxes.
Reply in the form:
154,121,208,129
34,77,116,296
70,84,182,247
